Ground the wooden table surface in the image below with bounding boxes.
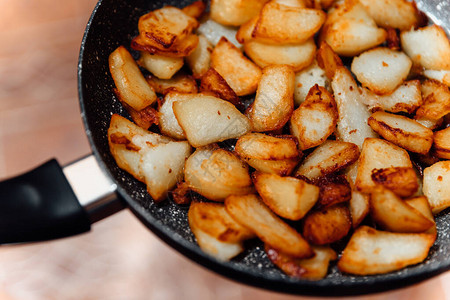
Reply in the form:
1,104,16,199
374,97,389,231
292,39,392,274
0,1,449,299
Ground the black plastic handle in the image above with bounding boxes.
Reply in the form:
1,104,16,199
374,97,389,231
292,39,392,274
0,159,91,244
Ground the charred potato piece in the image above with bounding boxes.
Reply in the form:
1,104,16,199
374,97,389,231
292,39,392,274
146,73,197,95
423,161,450,214
416,79,450,120
315,174,351,209
316,41,343,81
433,127,450,159
371,167,419,198
199,68,240,107
131,33,199,58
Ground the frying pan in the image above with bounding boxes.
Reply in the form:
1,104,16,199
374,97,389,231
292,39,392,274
1,0,449,296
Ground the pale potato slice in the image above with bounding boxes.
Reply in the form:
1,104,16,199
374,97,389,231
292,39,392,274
316,41,343,81
290,85,337,150
173,94,251,147
423,161,450,214
265,245,336,280
186,34,213,78
414,116,443,131
401,25,450,71
184,147,254,201
295,140,360,180
211,37,262,96
303,204,352,245
355,138,412,193
252,1,326,44
199,68,239,106
416,79,450,120
351,47,412,94
368,111,433,154
131,33,199,58
109,46,156,111
197,17,242,49
424,69,450,87
331,67,377,149
359,0,420,30
371,167,419,198
159,92,192,140
210,0,268,26
349,190,369,229
225,194,313,258
319,0,386,56
337,226,435,275
405,196,437,237
146,73,197,95
253,172,319,220
360,80,422,114
370,186,433,233
434,127,450,159
138,51,184,80
294,60,329,105
247,65,295,131
182,1,206,19
244,39,316,72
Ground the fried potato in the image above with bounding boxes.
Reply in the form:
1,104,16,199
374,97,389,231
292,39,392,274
316,175,351,209
146,73,197,95
244,39,316,72
359,0,421,30
316,41,343,81
211,37,262,96
303,204,352,245
197,17,242,49
296,140,360,180
109,46,156,111
434,127,450,159
186,34,213,79
294,60,329,105
158,92,193,139
368,111,433,154
265,245,336,280
423,161,450,214
416,79,450,120
370,186,433,233
405,196,437,237
401,25,450,71
371,167,419,198
337,226,435,275
118,100,159,130
247,65,295,131
351,47,412,94
173,93,251,147
424,69,450,87
182,1,206,19
355,138,412,193
349,190,369,229
253,172,319,220
414,116,443,131
331,67,377,149
184,147,254,201
210,0,268,26
199,68,240,107
138,51,184,80
236,16,259,44
290,85,337,150
131,33,199,58
360,80,422,114
225,194,313,258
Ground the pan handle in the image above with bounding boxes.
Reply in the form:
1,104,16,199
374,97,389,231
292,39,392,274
0,155,124,244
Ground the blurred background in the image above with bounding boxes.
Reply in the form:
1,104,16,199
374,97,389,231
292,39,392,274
0,0,449,299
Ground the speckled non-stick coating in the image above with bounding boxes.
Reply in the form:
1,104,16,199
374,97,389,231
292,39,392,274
78,0,450,296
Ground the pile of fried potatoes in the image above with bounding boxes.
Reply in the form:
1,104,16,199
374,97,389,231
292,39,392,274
107,0,450,279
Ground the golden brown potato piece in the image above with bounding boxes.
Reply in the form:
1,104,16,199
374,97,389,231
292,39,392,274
199,68,240,107
316,41,343,80
416,79,450,120
131,33,199,58
211,37,262,96
349,190,370,229
225,194,313,258
368,111,434,154
146,73,198,95
405,196,437,237
423,161,450,214
424,69,450,87
371,167,419,198
294,60,329,105
182,1,206,19
315,174,351,209
236,16,259,44
359,0,421,30
265,245,336,280
246,65,295,132
337,226,435,275
184,147,254,201
118,101,159,130
138,51,184,80
186,34,213,79
210,0,268,26
109,46,157,111
370,186,433,233
253,172,319,220
434,127,450,159
290,85,337,150
302,204,352,245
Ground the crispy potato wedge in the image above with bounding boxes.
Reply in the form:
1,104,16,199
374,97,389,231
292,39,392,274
211,37,262,96
185,147,254,201
146,73,198,95
159,92,193,140
331,67,378,149
210,0,268,26
401,25,450,71
423,161,450,214
244,39,316,72
138,51,184,80
290,85,337,150
355,138,412,193
265,245,337,280
316,174,351,209
370,186,433,233
368,111,434,154
303,204,352,245
359,0,421,30
337,226,435,275
434,127,450,159
131,33,199,58
253,172,320,220
316,41,343,81
424,69,450,87
349,190,370,229
225,194,313,258
294,60,329,105
182,1,206,19
197,17,242,49
247,65,295,131
360,80,422,114
351,47,412,94
109,46,157,111
173,93,251,147
416,79,450,120
296,140,360,180
371,167,419,198
199,68,240,107
405,196,437,237
186,34,213,79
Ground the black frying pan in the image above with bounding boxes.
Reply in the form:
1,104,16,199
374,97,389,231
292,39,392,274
1,0,449,296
